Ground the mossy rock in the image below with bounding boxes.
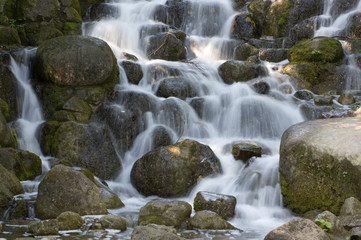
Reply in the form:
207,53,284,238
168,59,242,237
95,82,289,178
35,164,108,219
25,24,63,46
0,98,10,122
189,210,238,230
35,35,119,86
0,164,24,210
0,148,42,181
62,96,92,122
283,62,345,94
63,22,81,35
63,7,82,23
131,139,222,197
288,37,344,63
0,26,21,45
138,200,192,227
264,0,290,37
279,117,361,215
99,215,126,231
56,211,84,230
0,111,17,148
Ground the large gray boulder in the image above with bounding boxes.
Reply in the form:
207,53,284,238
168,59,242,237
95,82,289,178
138,200,192,227
0,148,42,181
264,218,329,240
35,165,108,219
279,117,361,214
41,121,121,179
35,35,119,86
130,139,222,197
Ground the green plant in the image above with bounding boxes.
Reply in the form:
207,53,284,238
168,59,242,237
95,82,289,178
311,49,322,55
315,219,332,231
9,18,16,28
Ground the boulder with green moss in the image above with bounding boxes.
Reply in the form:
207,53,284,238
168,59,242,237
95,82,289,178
0,26,21,45
230,12,259,39
189,210,238,230
0,112,16,148
279,117,361,214
288,37,344,63
0,98,10,122
35,164,108,219
138,200,192,227
131,139,222,197
0,164,24,213
233,43,259,61
0,148,42,181
40,121,121,179
28,219,59,235
35,35,119,86
56,211,84,230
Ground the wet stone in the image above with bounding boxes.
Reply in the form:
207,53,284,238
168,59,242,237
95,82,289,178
314,95,333,106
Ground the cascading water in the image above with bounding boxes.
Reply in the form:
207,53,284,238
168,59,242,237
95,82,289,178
314,0,361,92
3,49,50,222
84,0,303,238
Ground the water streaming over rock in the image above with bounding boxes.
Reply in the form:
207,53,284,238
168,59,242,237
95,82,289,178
6,0,361,239
84,0,303,238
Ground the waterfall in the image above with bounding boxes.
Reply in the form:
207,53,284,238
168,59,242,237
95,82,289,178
314,0,361,37
84,0,303,238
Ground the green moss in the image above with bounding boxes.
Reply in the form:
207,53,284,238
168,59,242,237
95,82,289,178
0,26,21,45
280,144,361,215
277,0,290,36
288,37,344,63
42,120,61,155
0,98,10,122
10,129,17,148
63,22,81,35
80,168,96,184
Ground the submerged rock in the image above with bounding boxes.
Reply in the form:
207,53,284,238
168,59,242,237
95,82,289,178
265,218,329,240
35,165,108,219
138,200,192,227
189,210,238,230
156,77,197,100
146,32,186,61
35,35,119,86
279,117,361,214
121,60,143,85
218,60,260,84
231,141,262,163
193,191,237,219
130,139,222,197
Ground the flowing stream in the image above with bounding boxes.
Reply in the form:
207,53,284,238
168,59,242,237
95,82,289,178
4,0,361,239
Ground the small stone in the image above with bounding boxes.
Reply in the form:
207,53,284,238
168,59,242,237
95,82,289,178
99,215,126,231
294,90,314,100
338,93,356,105
232,141,262,163
28,219,59,236
314,95,333,106
189,210,238,230
56,211,84,230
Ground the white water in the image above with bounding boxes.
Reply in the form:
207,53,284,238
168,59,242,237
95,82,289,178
314,0,361,37
7,49,50,220
84,0,303,238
